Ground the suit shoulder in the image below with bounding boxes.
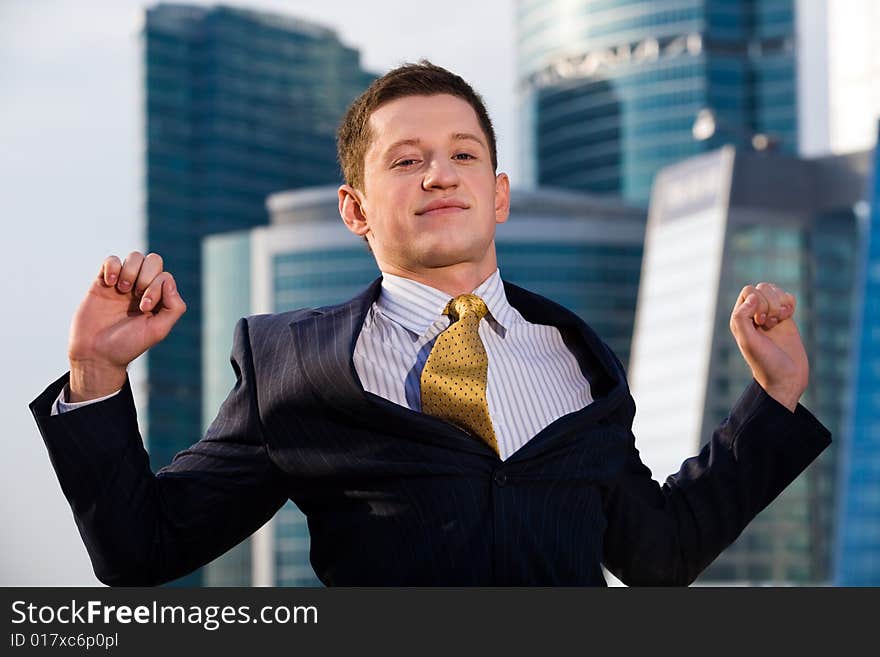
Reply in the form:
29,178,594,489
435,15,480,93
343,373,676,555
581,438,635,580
243,308,317,333
226,312,310,389
240,278,381,337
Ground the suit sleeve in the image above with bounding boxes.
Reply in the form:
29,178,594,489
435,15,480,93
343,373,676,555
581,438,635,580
29,318,288,586
601,380,832,586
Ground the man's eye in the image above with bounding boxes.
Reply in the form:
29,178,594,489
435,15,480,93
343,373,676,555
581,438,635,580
453,153,476,160
394,159,419,167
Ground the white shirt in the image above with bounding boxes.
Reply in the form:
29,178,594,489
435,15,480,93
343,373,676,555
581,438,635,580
55,269,594,460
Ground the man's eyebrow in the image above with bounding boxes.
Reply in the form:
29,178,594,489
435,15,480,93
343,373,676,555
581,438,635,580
383,138,421,156
452,132,487,149
381,133,487,157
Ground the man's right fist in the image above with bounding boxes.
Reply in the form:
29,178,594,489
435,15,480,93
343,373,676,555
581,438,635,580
67,251,186,402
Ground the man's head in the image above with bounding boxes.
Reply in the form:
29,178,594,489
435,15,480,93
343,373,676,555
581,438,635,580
337,60,498,192
337,61,510,290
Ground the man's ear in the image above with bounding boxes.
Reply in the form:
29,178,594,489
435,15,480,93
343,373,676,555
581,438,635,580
339,184,369,236
494,172,510,225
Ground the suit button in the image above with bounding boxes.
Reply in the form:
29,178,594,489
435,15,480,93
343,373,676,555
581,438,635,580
493,471,507,486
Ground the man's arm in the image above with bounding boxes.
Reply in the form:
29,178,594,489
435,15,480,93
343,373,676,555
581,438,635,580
601,282,828,584
31,317,289,586
31,252,288,585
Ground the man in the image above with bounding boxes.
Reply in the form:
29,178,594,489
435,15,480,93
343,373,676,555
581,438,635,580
31,61,830,586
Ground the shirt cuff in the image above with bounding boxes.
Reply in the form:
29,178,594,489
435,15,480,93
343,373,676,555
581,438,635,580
51,384,122,416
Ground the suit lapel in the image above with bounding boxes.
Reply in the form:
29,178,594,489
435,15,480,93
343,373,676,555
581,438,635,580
287,277,380,415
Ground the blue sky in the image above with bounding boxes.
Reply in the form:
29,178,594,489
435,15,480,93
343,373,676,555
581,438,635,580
0,0,516,585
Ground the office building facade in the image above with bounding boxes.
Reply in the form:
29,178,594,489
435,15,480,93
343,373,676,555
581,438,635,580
834,125,880,585
143,3,374,585
516,0,800,205
629,146,869,583
201,185,646,585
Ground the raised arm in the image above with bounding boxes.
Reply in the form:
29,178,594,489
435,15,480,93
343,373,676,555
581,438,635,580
602,282,829,585
31,252,288,585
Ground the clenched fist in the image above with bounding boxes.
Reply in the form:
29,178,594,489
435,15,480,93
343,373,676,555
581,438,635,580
67,251,186,402
729,282,808,412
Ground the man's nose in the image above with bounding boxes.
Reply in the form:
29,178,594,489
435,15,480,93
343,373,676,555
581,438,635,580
422,157,459,190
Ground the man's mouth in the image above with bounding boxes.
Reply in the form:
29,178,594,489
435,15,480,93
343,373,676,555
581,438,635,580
416,199,469,215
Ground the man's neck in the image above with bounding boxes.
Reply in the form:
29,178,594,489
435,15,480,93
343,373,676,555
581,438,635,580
378,262,497,298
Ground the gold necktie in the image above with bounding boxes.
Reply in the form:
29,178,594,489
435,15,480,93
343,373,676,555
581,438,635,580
420,294,499,456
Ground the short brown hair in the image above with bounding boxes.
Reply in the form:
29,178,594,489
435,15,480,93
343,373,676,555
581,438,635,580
337,60,498,191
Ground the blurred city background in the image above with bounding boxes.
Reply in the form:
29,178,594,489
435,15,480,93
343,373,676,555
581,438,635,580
1,0,878,586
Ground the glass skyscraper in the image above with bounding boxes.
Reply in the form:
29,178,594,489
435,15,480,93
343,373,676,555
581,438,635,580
516,0,799,205
834,125,880,585
201,185,646,585
143,3,374,585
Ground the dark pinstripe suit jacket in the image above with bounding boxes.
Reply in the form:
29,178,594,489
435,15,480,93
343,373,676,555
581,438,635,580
31,277,831,586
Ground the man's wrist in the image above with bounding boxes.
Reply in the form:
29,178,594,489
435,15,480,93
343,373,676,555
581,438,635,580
68,361,128,402
761,383,800,413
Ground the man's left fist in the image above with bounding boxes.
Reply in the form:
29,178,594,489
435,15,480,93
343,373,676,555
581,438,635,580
729,282,808,412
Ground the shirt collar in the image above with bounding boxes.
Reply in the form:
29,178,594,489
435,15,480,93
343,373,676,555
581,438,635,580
377,269,518,338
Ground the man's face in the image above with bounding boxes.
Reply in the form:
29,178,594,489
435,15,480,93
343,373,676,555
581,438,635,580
340,93,509,278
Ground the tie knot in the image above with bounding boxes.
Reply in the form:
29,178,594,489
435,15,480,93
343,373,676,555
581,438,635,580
444,294,489,322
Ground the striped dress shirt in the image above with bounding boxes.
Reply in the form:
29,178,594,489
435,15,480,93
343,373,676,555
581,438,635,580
354,269,594,460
